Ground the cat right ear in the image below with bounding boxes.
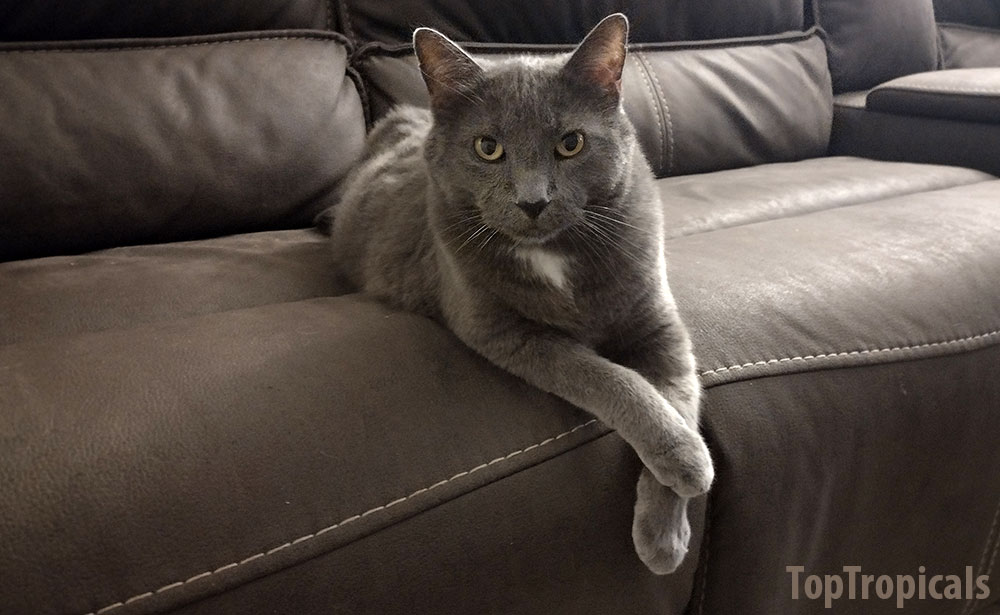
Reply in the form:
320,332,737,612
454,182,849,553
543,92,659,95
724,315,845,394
563,13,629,99
413,28,484,109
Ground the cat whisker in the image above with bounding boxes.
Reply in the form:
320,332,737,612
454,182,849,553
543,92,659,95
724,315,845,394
439,213,482,235
477,228,500,253
583,218,647,270
586,209,646,233
571,223,632,296
455,223,490,253
585,213,648,255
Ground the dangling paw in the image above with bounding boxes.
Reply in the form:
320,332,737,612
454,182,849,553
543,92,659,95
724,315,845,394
632,467,692,575
640,424,714,498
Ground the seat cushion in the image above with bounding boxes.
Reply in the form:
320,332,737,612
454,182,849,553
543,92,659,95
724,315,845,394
2,160,999,614
0,229,343,347
657,155,992,237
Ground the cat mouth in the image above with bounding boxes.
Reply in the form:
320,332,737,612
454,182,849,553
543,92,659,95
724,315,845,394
506,225,568,246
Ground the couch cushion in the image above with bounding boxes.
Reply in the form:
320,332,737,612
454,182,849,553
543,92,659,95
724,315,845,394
866,68,1000,124
359,30,833,177
3,158,990,348
0,295,701,615
0,33,366,262
336,0,804,46
0,0,331,41
0,230,345,347
658,156,993,237
940,23,1000,69
815,0,939,92
3,166,999,614
933,0,1000,29
831,91,1000,176
673,181,1000,612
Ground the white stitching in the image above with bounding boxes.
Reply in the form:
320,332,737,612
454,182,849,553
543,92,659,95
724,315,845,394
639,52,675,175
81,418,599,615
631,55,665,174
963,492,1000,614
699,329,1000,377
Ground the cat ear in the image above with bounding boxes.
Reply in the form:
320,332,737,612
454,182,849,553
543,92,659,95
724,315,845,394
413,27,484,109
563,13,629,97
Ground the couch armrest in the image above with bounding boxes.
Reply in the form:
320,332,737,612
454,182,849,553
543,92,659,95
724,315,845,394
829,72,1000,176
866,69,1000,123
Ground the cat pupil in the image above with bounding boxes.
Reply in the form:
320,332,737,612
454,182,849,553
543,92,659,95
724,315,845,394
480,138,497,155
563,133,578,150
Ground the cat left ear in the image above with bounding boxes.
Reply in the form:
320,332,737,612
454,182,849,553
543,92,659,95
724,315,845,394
413,27,484,109
563,13,629,97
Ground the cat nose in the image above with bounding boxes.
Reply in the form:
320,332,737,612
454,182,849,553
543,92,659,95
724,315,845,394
515,199,550,219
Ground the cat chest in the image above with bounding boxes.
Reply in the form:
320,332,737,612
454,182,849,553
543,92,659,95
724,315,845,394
514,247,571,291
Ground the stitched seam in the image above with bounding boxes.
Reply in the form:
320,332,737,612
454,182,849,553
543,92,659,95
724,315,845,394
337,0,357,44
0,35,343,55
325,0,333,30
964,492,1000,614
631,55,665,175
81,418,599,615
638,52,675,175
876,84,1000,96
699,329,1000,377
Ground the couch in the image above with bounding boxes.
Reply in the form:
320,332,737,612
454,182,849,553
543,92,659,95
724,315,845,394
2,0,999,613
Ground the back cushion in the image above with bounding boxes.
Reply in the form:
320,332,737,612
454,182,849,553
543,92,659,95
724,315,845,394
0,0,330,41
933,0,1000,29
0,34,366,262
357,31,832,178
939,24,1000,69
815,0,939,92
337,0,804,45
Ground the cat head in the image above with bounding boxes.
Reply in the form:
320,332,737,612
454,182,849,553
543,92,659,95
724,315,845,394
414,14,635,247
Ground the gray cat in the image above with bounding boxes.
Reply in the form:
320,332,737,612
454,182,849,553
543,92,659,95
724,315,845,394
330,14,713,574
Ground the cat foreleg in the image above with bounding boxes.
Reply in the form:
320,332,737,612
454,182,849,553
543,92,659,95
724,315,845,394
451,309,713,498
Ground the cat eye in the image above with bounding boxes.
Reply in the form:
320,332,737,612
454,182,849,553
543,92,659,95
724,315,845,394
474,136,504,161
556,131,585,158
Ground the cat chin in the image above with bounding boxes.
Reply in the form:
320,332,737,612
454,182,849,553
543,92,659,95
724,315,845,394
503,226,569,247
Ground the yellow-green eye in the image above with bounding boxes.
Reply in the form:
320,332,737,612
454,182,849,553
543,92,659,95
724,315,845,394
474,136,504,161
556,131,584,158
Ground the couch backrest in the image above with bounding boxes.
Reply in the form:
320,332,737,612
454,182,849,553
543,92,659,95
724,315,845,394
812,0,940,93
346,0,833,180
931,0,1000,69
334,0,805,46
0,0,845,261
932,0,1000,29
0,3,367,262
0,0,331,40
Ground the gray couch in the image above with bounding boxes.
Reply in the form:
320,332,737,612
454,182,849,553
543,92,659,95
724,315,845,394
2,0,1000,613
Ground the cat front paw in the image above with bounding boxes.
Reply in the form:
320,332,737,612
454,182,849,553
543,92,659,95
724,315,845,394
633,468,691,575
640,427,714,498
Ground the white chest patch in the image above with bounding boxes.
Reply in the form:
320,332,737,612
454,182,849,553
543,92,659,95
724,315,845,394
515,247,571,291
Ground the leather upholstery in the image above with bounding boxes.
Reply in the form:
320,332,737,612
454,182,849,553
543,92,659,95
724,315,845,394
832,92,1000,176
4,1,1000,614
814,0,939,92
657,156,992,237
933,0,1000,29
3,162,999,615
0,0,331,41
336,0,804,46
0,34,366,262
0,230,348,346
358,31,832,177
940,24,1000,69
867,68,1000,123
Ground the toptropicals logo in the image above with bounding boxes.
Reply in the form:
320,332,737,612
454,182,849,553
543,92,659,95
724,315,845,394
787,565,990,609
